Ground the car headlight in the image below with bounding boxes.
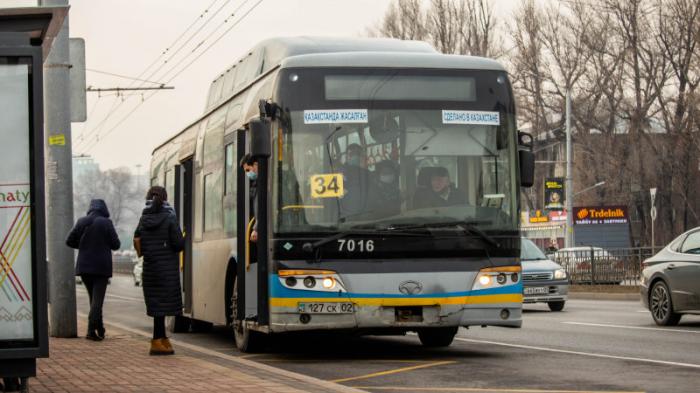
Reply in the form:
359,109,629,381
554,269,567,280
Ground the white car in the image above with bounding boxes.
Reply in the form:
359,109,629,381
133,257,143,286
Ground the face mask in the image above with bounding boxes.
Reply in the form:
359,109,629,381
347,156,361,166
246,171,258,181
380,174,395,184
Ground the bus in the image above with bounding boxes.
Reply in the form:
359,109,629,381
150,37,535,352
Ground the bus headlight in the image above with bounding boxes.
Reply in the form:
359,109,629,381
322,277,336,289
554,269,567,280
479,275,492,286
279,270,345,292
472,266,521,290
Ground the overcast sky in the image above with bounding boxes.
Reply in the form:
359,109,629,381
67,0,519,172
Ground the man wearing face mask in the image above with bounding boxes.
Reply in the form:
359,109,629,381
339,143,372,218
372,160,401,217
240,154,259,243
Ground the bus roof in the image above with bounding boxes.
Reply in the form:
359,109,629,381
281,51,506,71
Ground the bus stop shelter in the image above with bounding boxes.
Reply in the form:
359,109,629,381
0,5,66,389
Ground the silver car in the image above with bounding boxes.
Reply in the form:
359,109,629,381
521,238,569,311
641,227,700,326
133,257,143,287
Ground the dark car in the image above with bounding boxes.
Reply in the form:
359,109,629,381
641,227,700,326
521,238,569,311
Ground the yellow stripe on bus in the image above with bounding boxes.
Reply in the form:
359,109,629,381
269,294,522,308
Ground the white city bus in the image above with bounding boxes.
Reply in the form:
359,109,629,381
150,37,534,352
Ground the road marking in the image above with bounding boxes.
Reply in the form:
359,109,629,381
454,337,700,369
352,387,644,393
563,321,700,334
260,359,427,363
331,361,456,383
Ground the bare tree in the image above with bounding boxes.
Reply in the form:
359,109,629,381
73,166,146,249
377,0,503,57
375,0,428,40
372,0,700,246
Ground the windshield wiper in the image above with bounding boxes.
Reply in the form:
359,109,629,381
302,227,428,253
385,220,500,249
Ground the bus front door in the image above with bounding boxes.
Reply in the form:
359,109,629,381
175,159,194,314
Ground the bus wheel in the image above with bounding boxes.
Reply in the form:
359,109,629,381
231,278,266,353
417,327,458,347
166,315,191,333
548,301,566,312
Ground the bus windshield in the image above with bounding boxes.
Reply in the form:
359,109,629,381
273,68,518,235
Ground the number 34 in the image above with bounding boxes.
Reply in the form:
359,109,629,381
337,239,374,252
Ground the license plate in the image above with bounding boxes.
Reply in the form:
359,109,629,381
298,302,354,314
524,287,549,295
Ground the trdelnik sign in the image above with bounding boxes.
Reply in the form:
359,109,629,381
574,206,629,225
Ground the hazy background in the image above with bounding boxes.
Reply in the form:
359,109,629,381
69,0,521,172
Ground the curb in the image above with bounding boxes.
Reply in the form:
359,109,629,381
568,292,641,301
99,318,367,393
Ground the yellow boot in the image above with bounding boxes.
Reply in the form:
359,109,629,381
161,337,174,353
149,338,174,356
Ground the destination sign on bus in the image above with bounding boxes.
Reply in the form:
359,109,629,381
303,109,368,124
442,110,500,125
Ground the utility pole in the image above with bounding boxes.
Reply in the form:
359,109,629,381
42,0,76,338
565,90,574,248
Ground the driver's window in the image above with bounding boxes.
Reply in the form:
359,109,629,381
680,231,700,254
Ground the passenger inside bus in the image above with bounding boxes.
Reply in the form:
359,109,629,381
412,166,466,209
339,143,372,217
371,160,401,217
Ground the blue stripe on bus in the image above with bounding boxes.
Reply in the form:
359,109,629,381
269,275,523,299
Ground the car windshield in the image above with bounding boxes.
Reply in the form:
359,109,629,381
521,238,547,261
273,68,518,235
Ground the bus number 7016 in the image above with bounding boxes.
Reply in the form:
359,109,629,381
338,239,374,252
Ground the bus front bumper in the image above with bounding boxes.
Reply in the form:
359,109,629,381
269,302,522,332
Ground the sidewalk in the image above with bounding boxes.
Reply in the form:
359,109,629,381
31,320,365,393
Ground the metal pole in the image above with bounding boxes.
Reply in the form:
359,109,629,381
565,90,573,248
42,0,77,337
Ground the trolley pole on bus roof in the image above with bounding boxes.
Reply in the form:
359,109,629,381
565,90,574,248
42,0,77,338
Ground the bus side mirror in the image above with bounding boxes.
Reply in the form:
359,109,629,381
518,131,534,188
250,118,271,158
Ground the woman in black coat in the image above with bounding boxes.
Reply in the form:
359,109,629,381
133,186,184,355
66,199,121,340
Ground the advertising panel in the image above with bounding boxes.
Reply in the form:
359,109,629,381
0,64,34,341
574,206,629,225
544,177,565,211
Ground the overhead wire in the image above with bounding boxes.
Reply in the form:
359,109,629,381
85,68,165,85
82,0,265,153
156,0,251,82
77,0,223,151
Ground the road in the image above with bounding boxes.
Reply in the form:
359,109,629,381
79,275,700,393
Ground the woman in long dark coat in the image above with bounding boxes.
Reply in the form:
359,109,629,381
133,186,184,355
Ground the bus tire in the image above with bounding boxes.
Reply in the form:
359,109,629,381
231,278,267,353
166,315,191,333
417,327,458,347
548,301,565,312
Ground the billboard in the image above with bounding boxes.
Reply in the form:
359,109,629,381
0,64,34,341
544,178,564,211
574,206,629,225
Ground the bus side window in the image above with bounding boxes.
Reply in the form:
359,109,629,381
223,142,237,235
